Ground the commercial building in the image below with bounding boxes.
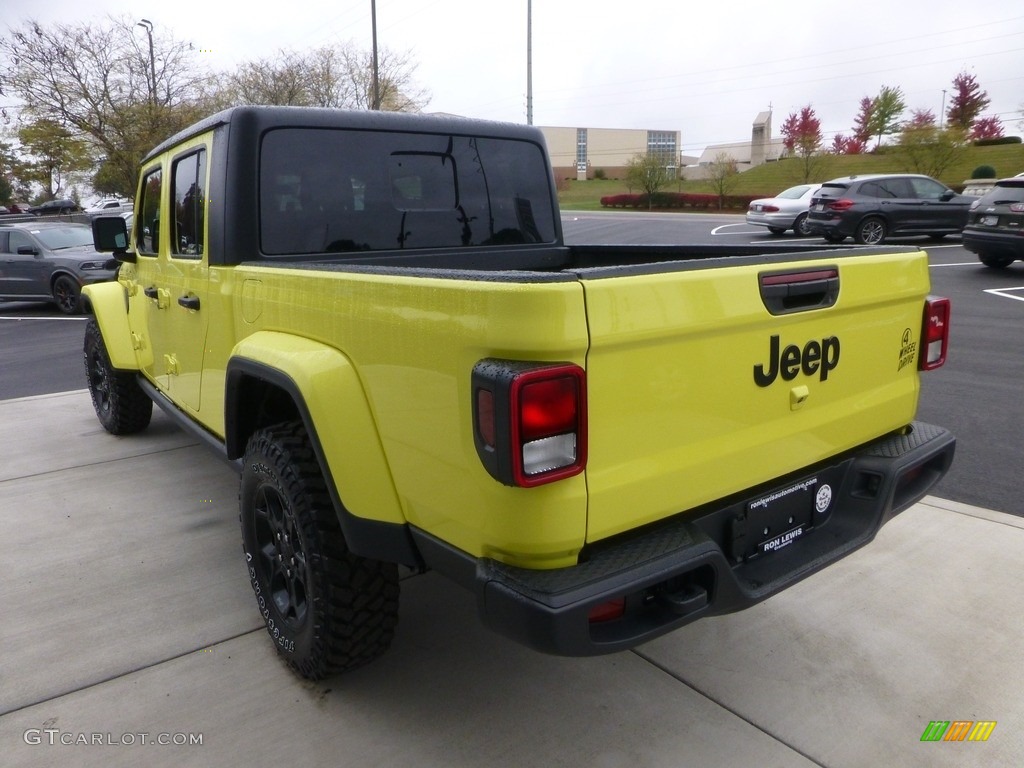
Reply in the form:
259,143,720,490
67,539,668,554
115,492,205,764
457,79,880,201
539,126,688,180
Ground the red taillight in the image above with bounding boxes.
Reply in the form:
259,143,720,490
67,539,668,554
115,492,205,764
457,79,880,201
920,296,950,371
762,205,780,213
1010,203,1024,213
473,360,587,487
827,198,855,211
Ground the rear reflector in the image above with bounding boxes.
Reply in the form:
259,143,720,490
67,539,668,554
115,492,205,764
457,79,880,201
588,598,625,623
920,296,950,370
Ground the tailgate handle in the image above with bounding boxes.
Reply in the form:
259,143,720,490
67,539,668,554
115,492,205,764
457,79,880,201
759,268,839,315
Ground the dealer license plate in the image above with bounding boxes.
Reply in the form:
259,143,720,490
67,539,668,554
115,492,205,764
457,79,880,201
730,471,838,562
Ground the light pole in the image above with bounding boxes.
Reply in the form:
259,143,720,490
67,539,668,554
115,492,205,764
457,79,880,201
137,19,156,108
370,1,380,110
526,0,533,125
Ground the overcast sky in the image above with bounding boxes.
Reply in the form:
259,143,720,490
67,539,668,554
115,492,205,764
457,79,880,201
9,0,1024,156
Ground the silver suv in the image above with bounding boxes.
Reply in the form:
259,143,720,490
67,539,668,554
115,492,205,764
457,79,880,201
806,174,974,245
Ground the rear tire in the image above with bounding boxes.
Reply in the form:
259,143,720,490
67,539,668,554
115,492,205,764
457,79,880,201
854,217,887,245
793,213,811,237
240,421,399,679
979,253,1014,269
83,319,153,434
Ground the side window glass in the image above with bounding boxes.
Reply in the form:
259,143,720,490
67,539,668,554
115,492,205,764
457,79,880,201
883,178,914,198
171,149,207,258
10,232,32,253
910,177,944,199
859,182,883,198
137,168,162,256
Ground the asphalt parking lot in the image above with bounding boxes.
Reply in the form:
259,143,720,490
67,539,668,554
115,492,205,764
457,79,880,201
2,398,1022,766
3,217,1022,766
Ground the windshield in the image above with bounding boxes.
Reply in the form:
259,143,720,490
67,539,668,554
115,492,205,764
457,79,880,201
30,226,94,250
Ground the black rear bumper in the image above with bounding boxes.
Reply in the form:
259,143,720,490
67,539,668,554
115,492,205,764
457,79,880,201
413,421,955,656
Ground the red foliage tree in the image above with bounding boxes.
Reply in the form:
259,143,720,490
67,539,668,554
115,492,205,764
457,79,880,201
969,116,1004,141
851,97,874,145
946,71,990,131
831,133,867,155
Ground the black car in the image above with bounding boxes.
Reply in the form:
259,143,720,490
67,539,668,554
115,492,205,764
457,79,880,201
806,174,974,245
0,222,118,313
28,198,82,216
962,178,1024,269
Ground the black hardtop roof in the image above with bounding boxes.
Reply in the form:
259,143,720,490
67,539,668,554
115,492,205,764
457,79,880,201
143,105,546,164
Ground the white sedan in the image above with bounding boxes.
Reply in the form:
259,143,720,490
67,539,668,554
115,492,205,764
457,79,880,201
746,184,821,236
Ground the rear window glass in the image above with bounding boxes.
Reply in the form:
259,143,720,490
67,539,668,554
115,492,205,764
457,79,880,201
259,128,557,256
985,182,1024,204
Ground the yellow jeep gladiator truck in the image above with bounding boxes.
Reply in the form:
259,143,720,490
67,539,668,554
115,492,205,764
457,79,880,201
84,106,955,679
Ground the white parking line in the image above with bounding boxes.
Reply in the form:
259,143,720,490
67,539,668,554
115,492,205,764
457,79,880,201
929,262,980,267
984,287,1024,303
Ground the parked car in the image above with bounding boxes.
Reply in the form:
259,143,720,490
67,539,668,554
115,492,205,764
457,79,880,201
961,177,1024,269
7,202,32,214
84,198,133,217
806,174,974,245
0,222,118,313
746,184,821,236
0,206,9,215
28,198,82,216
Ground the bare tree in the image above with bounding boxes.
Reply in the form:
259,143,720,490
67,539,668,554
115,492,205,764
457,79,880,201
707,152,739,211
896,113,965,178
625,152,672,210
0,17,217,196
228,44,429,113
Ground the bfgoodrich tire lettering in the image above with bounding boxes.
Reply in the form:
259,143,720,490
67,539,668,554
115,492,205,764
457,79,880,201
83,318,153,434
240,421,399,679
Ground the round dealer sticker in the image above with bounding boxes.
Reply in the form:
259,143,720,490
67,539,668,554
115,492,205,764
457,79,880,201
815,484,833,514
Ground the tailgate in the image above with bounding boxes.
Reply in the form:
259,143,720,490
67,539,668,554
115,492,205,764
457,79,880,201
579,249,931,543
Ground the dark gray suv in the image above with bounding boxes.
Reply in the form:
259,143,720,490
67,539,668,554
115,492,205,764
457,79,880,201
0,222,118,313
806,173,974,245
962,177,1024,269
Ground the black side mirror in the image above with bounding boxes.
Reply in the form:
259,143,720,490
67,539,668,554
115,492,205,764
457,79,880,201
92,215,135,263
939,190,956,202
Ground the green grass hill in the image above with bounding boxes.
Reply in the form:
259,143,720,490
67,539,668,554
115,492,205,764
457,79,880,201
558,142,1024,211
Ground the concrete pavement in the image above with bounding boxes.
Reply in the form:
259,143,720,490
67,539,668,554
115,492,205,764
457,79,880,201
1,390,1021,767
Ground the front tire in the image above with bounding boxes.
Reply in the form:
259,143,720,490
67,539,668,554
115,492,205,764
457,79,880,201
53,274,82,314
854,217,887,245
240,421,399,679
84,319,153,434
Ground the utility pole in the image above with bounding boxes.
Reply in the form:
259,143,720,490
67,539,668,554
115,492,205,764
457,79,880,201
371,0,380,110
940,89,947,128
137,19,156,108
526,0,533,125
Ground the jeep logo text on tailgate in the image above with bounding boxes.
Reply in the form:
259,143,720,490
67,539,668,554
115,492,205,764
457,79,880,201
754,335,840,387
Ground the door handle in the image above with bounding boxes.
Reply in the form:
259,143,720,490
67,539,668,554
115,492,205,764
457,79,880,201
178,294,200,310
